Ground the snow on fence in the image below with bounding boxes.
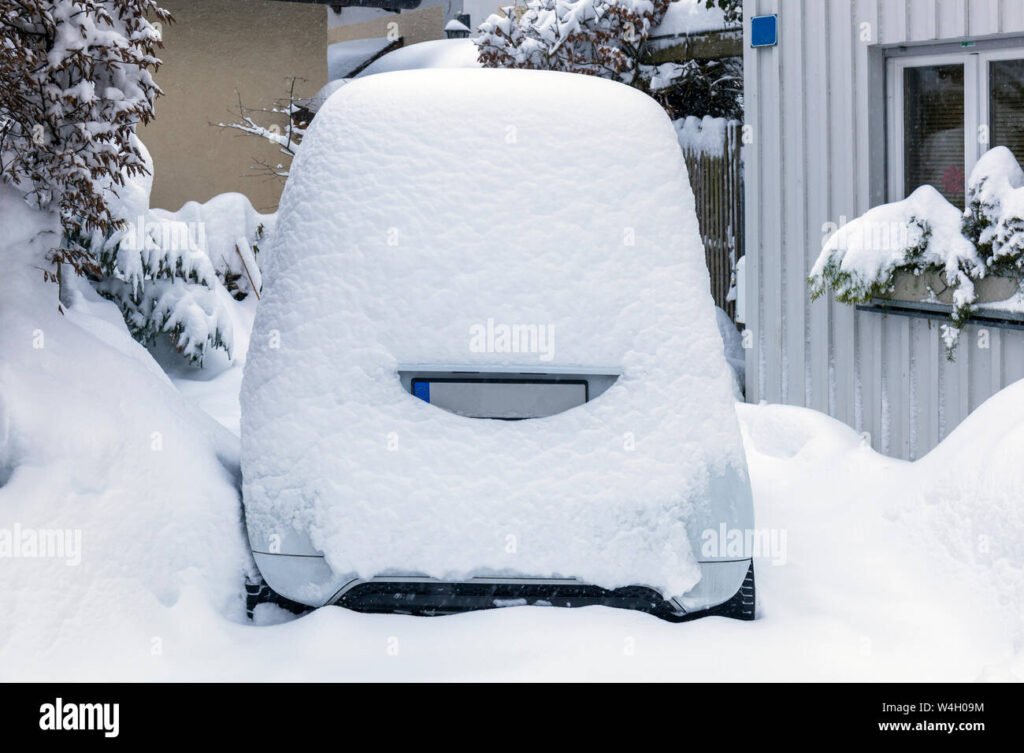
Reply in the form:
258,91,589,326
675,117,744,320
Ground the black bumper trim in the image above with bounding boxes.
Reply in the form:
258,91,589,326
333,564,756,623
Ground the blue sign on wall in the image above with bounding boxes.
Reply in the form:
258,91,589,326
751,14,778,48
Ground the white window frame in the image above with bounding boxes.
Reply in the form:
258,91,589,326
888,48,1024,203
978,48,1024,156
886,52,978,203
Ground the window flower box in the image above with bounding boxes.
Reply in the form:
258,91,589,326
881,270,1020,306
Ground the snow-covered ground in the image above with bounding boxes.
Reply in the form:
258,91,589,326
1,131,1021,682
162,373,1021,681
4,0,1018,685
3,259,1019,680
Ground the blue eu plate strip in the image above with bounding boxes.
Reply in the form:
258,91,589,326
413,381,430,403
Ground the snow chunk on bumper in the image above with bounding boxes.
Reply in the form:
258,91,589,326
241,69,751,597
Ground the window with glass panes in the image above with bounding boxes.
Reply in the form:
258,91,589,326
888,50,1024,208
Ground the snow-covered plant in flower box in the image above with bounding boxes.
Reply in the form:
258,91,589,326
809,185,980,312
963,146,1024,279
810,147,1024,359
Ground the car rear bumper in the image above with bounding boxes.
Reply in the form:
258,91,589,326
252,550,752,620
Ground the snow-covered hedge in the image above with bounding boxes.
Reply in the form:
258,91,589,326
476,1,741,118
0,1,170,274
0,3,261,366
810,147,1024,356
476,0,671,86
91,193,271,365
63,144,271,366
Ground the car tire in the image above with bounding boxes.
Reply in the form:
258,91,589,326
673,560,755,622
715,560,756,621
245,576,308,620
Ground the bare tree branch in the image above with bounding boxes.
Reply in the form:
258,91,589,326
212,76,309,180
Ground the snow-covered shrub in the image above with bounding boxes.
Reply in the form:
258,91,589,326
0,1,170,275
645,56,743,120
0,2,246,365
93,221,229,364
151,193,268,302
704,0,741,25
476,0,671,87
476,1,741,117
963,146,1024,278
91,192,271,365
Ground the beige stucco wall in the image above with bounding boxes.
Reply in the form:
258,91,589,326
140,0,326,212
327,5,445,46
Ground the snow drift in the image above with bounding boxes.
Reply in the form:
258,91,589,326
0,185,251,674
242,69,751,598
910,378,1024,635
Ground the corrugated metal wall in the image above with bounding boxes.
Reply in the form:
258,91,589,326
743,0,1024,459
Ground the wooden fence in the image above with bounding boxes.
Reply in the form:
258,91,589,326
679,121,744,321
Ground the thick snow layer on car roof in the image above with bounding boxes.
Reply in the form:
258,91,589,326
241,69,750,597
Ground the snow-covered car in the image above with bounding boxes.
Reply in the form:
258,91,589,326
241,68,755,621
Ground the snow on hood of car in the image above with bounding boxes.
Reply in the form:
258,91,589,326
357,39,481,78
241,68,750,597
